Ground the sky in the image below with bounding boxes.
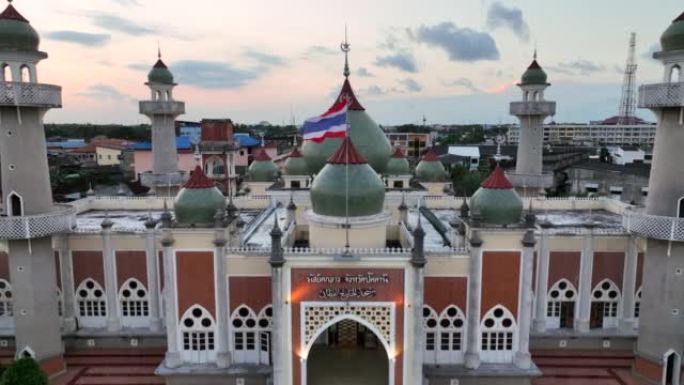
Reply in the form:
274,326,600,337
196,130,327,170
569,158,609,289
13,0,684,125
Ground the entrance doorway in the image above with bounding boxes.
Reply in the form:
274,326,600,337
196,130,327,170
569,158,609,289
664,351,681,385
307,319,388,385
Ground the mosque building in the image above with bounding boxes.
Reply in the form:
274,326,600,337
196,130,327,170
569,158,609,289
0,2,681,385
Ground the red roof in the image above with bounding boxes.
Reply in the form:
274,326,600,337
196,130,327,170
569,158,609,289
184,165,215,189
289,147,303,158
327,137,368,165
253,148,272,161
0,3,28,23
480,165,513,189
91,138,135,150
331,78,364,111
391,147,405,158
528,60,542,70
153,59,168,69
421,149,440,162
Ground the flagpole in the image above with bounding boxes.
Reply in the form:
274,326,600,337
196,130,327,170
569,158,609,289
345,123,350,251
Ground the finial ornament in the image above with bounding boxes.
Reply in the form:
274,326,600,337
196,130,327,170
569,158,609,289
341,25,351,78
533,47,537,61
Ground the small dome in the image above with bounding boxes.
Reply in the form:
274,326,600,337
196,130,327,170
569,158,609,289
247,149,279,182
661,12,684,52
174,166,226,226
0,3,39,52
520,60,548,85
386,147,411,175
284,148,309,175
302,78,391,174
415,150,448,182
470,166,522,226
311,137,385,217
148,59,174,85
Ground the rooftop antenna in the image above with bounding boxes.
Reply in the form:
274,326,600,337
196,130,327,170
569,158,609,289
341,24,351,78
617,33,638,125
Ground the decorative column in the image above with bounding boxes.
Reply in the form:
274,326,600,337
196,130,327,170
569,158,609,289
619,235,639,332
269,216,285,385
286,196,297,225
533,222,551,332
398,196,408,224
575,225,595,333
161,231,181,368
144,218,162,332
101,216,121,332
515,230,536,369
464,230,483,369
58,234,77,332
411,219,426,384
214,229,231,367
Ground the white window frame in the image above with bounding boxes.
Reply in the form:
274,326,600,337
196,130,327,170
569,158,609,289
436,305,465,364
179,305,216,364
118,278,150,328
257,305,272,365
480,305,517,364
422,305,438,364
545,279,577,330
663,349,682,385
76,278,107,328
231,305,259,364
591,279,621,329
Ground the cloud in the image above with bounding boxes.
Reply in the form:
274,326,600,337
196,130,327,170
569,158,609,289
128,63,150,71
78,84,133,101
301,45,337,59
171,60,260,89
414,22,499,62
399,78,423,92
356,67,374,77
243,49,287,67
364,85,389,96
443,78,482,93
486,2,530,41
110,0,139,6
91,14,157,36
374,52,418,73
45,31,110,47
555,60,605,75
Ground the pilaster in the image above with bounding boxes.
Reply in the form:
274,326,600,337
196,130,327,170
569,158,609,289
533,223,551,332
515,230,536,369
575,227,595,333
144,222,162,332
464,231,483,369
620,235,639,332
58,234,77,333
101,219,121,332
214,234,231,367
161,234,181,368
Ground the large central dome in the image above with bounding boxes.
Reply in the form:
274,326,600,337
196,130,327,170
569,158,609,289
302,78,391,174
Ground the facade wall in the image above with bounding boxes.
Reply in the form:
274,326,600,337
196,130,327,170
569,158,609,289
176,251,215,318
229,276,271,313
424,277,467,314
96,147,123,166
481,251,521,319
115,251,147,287
132,150,196,177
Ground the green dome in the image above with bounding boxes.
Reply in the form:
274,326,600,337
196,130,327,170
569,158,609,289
386,148,411,175
661,13,684,52
520,60,548,85
302,79,391,174
0,4,39,52
284,148,309,175
148,59,174,85
470,166,522,226
415,151,448,182
311,138,385,217
174,167,226,226
247,150,279,182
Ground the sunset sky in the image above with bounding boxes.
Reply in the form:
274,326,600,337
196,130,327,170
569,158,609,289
14,0,683,125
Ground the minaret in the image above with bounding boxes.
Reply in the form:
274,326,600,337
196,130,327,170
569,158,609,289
0,0,72,374
627,12,684,384
509,51,556,196
139,49,186,196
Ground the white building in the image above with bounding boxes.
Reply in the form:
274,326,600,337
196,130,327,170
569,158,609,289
508,123,656,145
447,146,480,170
609,146,646,165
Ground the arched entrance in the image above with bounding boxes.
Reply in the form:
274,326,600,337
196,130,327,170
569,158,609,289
306,318,389,385
663,350,681,385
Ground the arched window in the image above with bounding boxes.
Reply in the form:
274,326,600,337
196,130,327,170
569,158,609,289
2,64,11,82
19,65,30,83
257,305,272,365
231,305,258,363
480,305,516,363
422,305,438,364
664,350,682,385
590,279,621,329
7,192,22,217
0,279,13,325
532,91,539,102
180,305,216,364
546,279,577,329
76,278,107,328
119,278,149,328
678,197,684,218
155,90,162,101
670,65,681,83
437,305,465,363
634,287,642,319
205,157,226,178
166,90,172,101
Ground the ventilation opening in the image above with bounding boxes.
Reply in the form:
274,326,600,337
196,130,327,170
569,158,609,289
679,197,684,218
671,65,681,83
9,193,22,217
20,66,30,83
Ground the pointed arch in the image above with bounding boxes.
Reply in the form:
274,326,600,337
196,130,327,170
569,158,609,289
480,305,516,363
231,305,258,363
0,279,13,329
422,305,439,364
19,65,30,83
118,278,150,328
591,279,621,329
17,346,35,359
436,305,465,363
670,65,681,83
205,156,226,178
180,305,216,364
7,191,23,217
546,279,577,329
257,305,273,365
76,278,107,328
663,349,681,385
634,286,642,319
2,63,11,82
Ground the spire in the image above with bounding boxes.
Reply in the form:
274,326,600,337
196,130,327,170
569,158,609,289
533,47,537,61
421,149,440,162
480,165,514,189
0,0,28,23
327,137,368,164
341,25,350,78
184,165,215,189
157,41,162,60
253,148,272,161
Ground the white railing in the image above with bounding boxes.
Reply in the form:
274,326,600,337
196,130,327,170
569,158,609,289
0,82,62,107
638,83,684,108
139,101,185,115
283,247,412,256
622,210,684,241
0,205,76,240
510,101,556,116
140,171,187,188
506,172,554,189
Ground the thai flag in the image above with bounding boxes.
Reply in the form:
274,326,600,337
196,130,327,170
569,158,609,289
302,100,348,143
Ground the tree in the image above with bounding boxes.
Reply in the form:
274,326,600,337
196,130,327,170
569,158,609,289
2,358,47,385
